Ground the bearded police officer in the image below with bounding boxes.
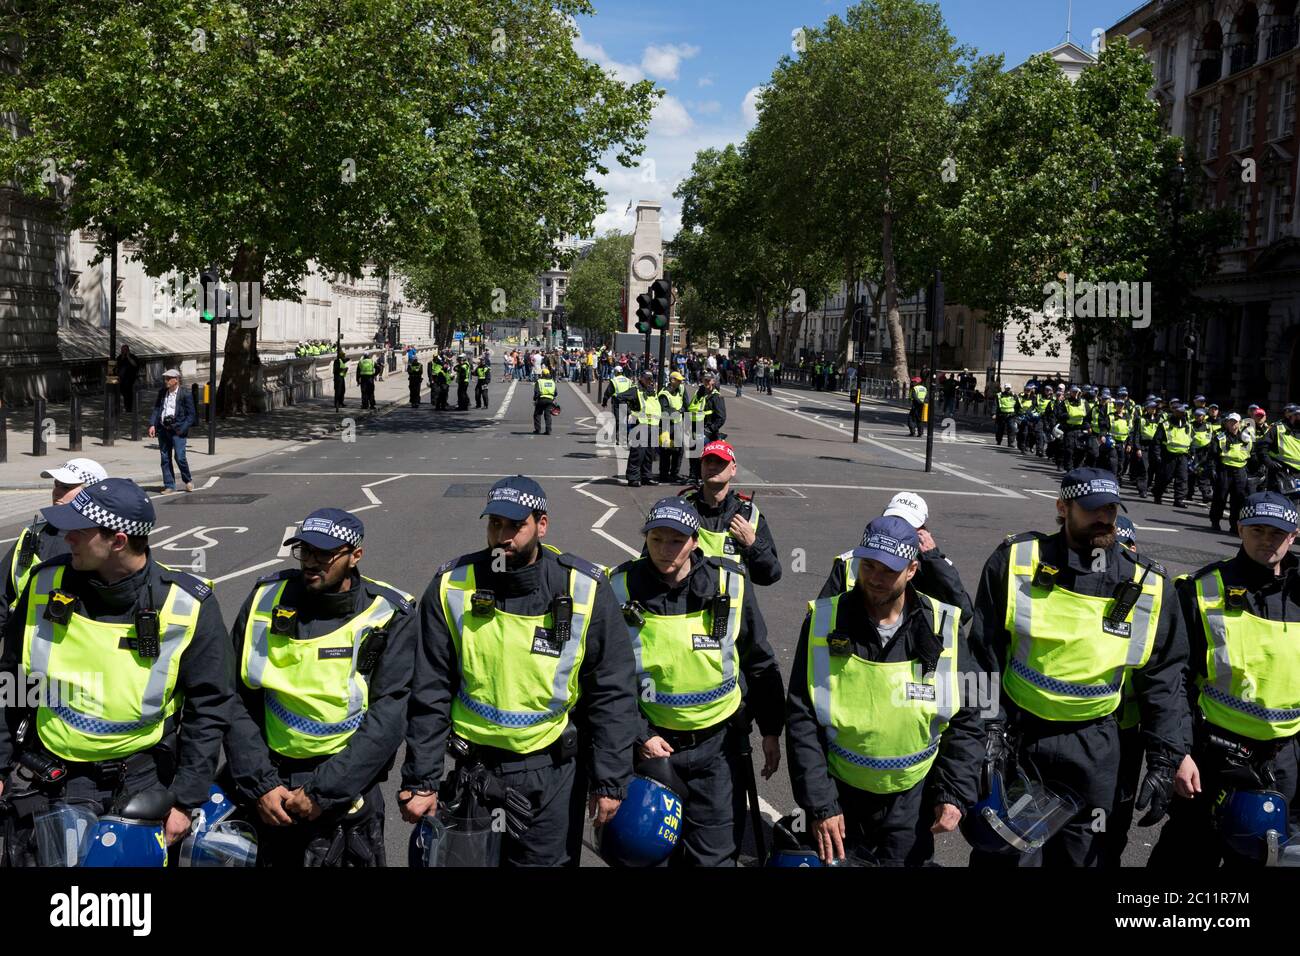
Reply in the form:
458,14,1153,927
400,477,638,866
968,468,1188,867
787,516,984,865
609,497,784,866
819,492,972,620
1148,493,1300,868
1,458,108,621
0,478,235,860
224,509,416,867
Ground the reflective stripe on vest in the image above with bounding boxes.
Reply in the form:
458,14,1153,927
807,591,959,794
241,577,409,757
538,380,557,400
658,390,684,412
1139,416,1160,440
1064,400,1086,425
1218,432,1251,468
1270,423,1300,471
1003,540,1160,720
442,560,596,752
23,564,199,761
1195,570,1300,740
1163,424,1191,454
687,392,709,424
1111,408,1132,440
610,566,743,731
913,387,928,404
998,394,1016,413
611,376,634,396
695,501,760,564
632,390,662,426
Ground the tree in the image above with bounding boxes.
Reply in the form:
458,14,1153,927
563,231,630,338
0,0,656,412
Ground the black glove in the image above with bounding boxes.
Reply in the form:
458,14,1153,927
1135,753,1178,826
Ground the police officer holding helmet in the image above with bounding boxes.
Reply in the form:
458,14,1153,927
608,497,784,866
400,476,638,866
787,515,984,865
1149,492,1300,868
0,478,235,862
968,467,1188,866
224,508,417,866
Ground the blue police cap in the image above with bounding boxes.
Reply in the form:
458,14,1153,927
851,515,920,572
1115,515,1137,548
41,477,156,536
283,508,364,549
480,475,548,521
642,497,700,536
1061,468,1125,511
1238,493,1298,533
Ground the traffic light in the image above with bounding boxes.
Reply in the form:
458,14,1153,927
1184,332,1198,359
649,277,671,330
198,267,220,324
635,292,653,335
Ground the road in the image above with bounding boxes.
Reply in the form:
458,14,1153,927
4,371,1240,866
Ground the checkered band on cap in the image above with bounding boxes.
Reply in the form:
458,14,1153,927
300,516,362,546
863,533,919,562
63,462,100,485
487,486,548,513
1239,501,1299,526
70,490,153,536
648,504,700,532
1061,478,1120,501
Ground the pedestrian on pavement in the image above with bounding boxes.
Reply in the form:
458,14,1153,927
117,344,140,413
533,367,557,435
608,496,784,866
225,508,417,867
400,476,638,866
148,368,196,494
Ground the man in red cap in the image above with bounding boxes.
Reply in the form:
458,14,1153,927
676,441,781,585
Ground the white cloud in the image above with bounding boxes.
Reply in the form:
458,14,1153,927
573,33,644,84
641,43,701,81
698,74,715,88
741,86,766,127
654,95,694,137
693,99,721,115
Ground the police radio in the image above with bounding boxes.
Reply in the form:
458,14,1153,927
134,609,161,658
1225,586,1249,611
1107,564,1151,625
357,627,388,675
1032,563,1059,591
621,601,646,628
16,525,39,572
551,596,573,644
710,593,730,642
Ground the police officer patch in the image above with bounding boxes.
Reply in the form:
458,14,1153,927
692,633,721,651
531,626,561,657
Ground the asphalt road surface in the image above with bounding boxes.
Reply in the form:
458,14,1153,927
6,370,1243,866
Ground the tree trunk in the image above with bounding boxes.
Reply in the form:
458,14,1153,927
217,243,262,416
835,258,857,365
752,289,773,357
1073,323,1090,384
881,183,909,384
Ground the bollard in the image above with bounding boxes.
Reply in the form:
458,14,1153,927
33,398,47,456
69,393,83,451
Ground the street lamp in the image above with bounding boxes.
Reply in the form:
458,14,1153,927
1172,153,1188,398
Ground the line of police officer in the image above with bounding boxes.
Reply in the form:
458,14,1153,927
404,351,488,411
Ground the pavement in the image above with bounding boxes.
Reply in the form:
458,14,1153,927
2,364,1248,867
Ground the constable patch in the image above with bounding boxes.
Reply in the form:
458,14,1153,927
531,627,561,657
905,683,936,702
318,647,352,660
1101,619,1132,638
692,633,721,651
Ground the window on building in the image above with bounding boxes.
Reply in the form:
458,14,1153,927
1205,105,1221,158
1161,43,1175,83
1267,182,1286,243
1236,91,1256,150
1279,76,1297,138
1233,186,1252,246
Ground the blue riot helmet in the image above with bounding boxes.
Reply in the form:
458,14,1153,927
962,725,1080,855
32,801,99,867
82,789,173,868
597,757,686,867
767,814,822,867
1216,789,1295,865
179,787,257,867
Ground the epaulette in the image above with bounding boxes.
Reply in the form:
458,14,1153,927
158,566,214,601
556,551,605,581
254,567,298,586
1002,531,1043,547
706,555,749,576
835,549,856,562
364,578,416,613
1120,549,1168,578
433,553,476,578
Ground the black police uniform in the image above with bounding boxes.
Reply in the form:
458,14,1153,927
1148,550,1300,868
0,554,234,863
624,386,658,486
683,487,782,586
474,363,491,409
225,568,417,867
357,359,377,409
402,546,638,866
333,354,347,410
818,538,973,620
1153,415,1191,507
1210,429,1253,532
407,360,423,407
785,583,984,864
0,521,70,623
613,551,785,866
703,389,727,443
455,360,471,411
969,529,1188,867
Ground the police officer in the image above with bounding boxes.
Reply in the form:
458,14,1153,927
332,348,348,411
625,371,661,488
1016,384,1037,453
1085,389,1115,470
908,377,928,438
0,458,108,620
657,372,689,484
786,515,983,864
1103,514,1144,868
399,477,638,866
1153,401,1193,508
1148,493,1300,868
993,383,1018,449
1110,388,1134,482
1257,404,1300,492
454,354,471,411
1131,399,1163,498
1189,407,1216,504
406,353,423,407
1057,385,1089,470
533,367,558,436
223,509,415,867
473,356,491,409
356,353,378,410
700,373,726,443
601,364,635,447
0,478,234,860
819,492,972,620
1211,413,1253,535
609,497,784,866
968,468,1187,866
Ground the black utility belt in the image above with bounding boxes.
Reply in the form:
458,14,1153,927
463,740,572,774
650,717,737,751
1009,707,1116,738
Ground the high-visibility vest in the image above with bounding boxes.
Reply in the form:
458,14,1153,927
358,358,375,376
441,558,598,752
23,564,201,762
806,590,960,794
693,498,760,563
474,366,489,380
1163,423,1192,455
611,376,634,397
913,386,928,404
1110,407,1132,440
658,389,684,413
1002,538,1162,721
241,576,413,757
1268,423,1300,471
1216,431,1252,468
408,361,422,375
833,550,862,591
1063,400,1086,425
1089,403,1112,434
998,394,1016,414
334,358,347,377
1139,415,1160,441
1191,425,1213,449
609,563,743,731
631,390,661,426
686,391,709,424
538,379,557,400
1195,569,1300,740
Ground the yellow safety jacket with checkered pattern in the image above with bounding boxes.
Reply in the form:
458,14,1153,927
609,561,743,731
440,550,600,753
240,575,414,758
1216,430,1252,469
805,591,960,794
22,563,205,762
1194,569,1300,740
686,390,709,425
690,495,761,565
1268,422,1300,471
1163,423,1192,455
1003,538,1163,721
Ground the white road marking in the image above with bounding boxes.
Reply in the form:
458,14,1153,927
364,474,408,488
568,382,626,472
252,471,602,479
594,527,640,558
151,526,206,550
493,380,518,422
362,486,382,505
277,526,298,557
757,795,783,826
593,506,618,530
212,559,283,584
200,475,220,490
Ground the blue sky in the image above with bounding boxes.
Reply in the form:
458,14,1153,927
574,0,1146,239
